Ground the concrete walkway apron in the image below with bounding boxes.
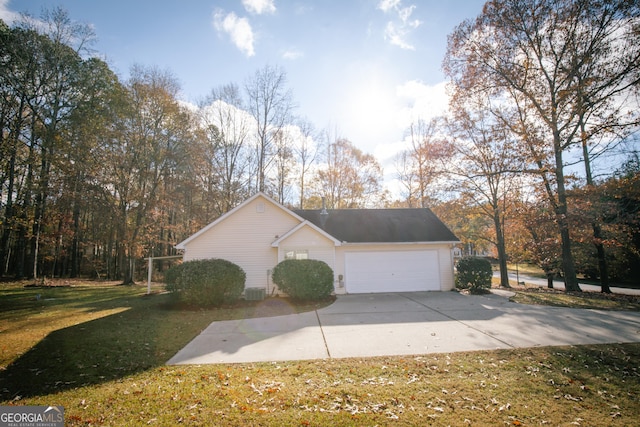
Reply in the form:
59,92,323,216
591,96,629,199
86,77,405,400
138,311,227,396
167,291,640,365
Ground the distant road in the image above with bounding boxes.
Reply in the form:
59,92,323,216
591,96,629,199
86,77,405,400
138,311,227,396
493,271,640,296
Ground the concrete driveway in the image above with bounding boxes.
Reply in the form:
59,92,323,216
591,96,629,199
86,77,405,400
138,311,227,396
167,291,640,365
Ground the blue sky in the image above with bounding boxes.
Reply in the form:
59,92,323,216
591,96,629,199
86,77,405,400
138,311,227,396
3,0,486,180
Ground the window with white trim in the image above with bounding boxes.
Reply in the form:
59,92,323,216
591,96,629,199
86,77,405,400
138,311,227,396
284,249,308,260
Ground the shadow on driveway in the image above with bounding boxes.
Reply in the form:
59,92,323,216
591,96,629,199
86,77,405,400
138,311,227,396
167,291,640,364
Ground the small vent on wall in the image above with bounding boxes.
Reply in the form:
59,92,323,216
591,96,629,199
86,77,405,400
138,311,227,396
256,202,265,213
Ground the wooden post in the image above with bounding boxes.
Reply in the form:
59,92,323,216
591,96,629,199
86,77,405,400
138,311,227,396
147,257,153,295
144,254,183,295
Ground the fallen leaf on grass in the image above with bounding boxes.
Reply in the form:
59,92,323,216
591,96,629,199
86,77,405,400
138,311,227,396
499,403,511,411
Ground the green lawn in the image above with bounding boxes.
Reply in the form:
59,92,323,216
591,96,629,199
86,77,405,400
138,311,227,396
503,263,640,289
1,280,638,426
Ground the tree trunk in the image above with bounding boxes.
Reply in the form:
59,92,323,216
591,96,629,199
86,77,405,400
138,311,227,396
546,272,554,289
558,221,581,291
70,202,81,277
122,253,136,285
0,148,16,276
493,211,510,288
0,103,22,276
553,136,581,292
593,224,612,293
581,122,611,293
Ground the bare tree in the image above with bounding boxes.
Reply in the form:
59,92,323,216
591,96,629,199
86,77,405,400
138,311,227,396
395,118,450,208
200,83,252,215
244,65,294,194
293,117,318,209
272,128,296,205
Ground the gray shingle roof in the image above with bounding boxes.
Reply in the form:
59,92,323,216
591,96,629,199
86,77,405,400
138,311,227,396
293,208,459,243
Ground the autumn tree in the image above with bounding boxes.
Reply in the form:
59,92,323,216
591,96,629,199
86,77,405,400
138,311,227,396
570,3,640,292
514,197,563,288
570,157,640,283
99,65,193,284
57,57,126,277
0,9,96,279
607,157,640,281
28,9,98,280
311,138,383,209
446,95,524,288
444,0,640,292
431,196,494,257
0,19,36,277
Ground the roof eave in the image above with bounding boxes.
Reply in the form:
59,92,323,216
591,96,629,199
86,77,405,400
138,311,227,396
271,220,343,247
340,240,460,245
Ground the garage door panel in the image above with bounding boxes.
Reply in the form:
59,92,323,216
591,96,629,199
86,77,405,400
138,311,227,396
345,250,440,293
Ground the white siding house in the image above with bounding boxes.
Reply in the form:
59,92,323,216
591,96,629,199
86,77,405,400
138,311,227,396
176,193,459,295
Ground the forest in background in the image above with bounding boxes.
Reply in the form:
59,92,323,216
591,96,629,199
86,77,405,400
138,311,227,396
1,1,639,289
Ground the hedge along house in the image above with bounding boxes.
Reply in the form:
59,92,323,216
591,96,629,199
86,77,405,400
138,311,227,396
175,192,460,295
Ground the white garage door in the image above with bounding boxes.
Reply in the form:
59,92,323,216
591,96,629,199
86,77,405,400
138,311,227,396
345,250,440,293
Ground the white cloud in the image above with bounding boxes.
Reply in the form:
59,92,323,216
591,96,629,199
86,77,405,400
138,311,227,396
384,22,415,50
0,0,20,24
213,10,255,57
398,5,419,27
282,48,303,60
396,79,450,129
369,80,450,196
242,0,276,15
377,0,401,13
377,0,422,50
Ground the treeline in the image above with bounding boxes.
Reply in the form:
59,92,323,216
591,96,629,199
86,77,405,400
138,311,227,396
1,12,196,282
0,10,386,282
2,2,640,288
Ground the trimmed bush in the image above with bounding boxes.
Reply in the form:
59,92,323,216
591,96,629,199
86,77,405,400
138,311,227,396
163,262,185,294
271,259,334,300
455,256,492,293
164,258,246,307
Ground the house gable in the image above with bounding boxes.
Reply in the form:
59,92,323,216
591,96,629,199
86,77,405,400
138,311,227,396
271,221,342,248
272,222,339,288
176,193,303,288
176,192,304,250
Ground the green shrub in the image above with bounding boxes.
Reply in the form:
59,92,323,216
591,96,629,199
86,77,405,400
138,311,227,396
271,259,334,300
455,256,492,293
163,262,185,294
164,258,246,307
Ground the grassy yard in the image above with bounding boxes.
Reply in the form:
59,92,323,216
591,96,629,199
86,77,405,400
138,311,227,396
511,287,640,311
1,280,639,426
504,263,640,290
